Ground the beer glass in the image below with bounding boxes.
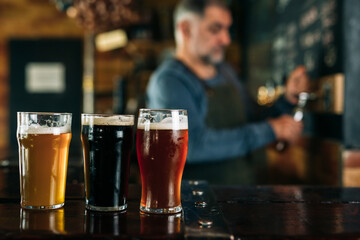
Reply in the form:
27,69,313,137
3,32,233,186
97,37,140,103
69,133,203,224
81,114,134,211
17,112,72,209
136,109,188,214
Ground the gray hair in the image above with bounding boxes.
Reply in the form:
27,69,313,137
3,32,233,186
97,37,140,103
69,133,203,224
173,0,229,27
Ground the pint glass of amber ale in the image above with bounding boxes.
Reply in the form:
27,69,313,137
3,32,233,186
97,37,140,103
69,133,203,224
81,114,134,211
17,112,72,209
137,109,188,214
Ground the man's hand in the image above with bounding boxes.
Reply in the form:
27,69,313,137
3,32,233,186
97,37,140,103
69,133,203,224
285,65,310,105
268,115,303,143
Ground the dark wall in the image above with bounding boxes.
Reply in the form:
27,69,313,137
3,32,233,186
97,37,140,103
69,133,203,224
241,0,276,96
343,0,360,148
9,39,83,159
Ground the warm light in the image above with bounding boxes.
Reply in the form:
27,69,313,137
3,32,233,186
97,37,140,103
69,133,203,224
66,6,77,18
257,85,285,105
257,86,269,105
95,29,128,52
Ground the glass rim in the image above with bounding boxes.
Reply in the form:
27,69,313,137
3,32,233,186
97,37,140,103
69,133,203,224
139,108,187,113
81,113,134,118
17,112,72,116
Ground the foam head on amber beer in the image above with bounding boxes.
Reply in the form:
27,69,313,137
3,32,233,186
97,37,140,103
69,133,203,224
18,124,71,135
17,112,72,135
137,116,188,130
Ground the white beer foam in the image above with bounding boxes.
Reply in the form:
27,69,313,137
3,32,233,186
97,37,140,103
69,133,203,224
82,115,134,126
137,116,188,130
18,125,71,135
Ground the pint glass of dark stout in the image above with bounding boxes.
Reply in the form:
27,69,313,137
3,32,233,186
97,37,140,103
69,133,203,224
136,109,188,214
81,114,134,211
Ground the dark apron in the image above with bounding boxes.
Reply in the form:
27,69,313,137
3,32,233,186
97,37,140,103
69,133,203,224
183,82,258,185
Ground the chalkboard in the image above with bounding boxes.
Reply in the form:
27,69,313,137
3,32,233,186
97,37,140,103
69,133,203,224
271,0,342,83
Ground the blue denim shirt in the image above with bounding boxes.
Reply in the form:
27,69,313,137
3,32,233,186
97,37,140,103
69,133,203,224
146,59,295,163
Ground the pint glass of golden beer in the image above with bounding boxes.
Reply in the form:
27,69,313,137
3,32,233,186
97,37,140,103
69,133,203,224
17,112,72,209
136,109,188,214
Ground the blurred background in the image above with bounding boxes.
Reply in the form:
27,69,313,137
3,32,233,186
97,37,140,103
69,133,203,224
0,0,360,186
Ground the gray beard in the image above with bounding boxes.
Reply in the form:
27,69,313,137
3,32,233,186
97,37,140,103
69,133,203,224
199,53,224,65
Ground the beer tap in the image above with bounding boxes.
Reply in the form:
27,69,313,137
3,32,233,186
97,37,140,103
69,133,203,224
293,92,317,122
275,92,317,152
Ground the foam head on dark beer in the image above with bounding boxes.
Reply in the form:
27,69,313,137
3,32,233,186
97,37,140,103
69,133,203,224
82,116,134,126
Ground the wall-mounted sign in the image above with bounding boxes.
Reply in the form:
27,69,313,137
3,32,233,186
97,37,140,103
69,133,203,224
25,63,65,93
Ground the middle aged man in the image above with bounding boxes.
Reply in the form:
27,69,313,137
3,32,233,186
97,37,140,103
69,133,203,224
146,0,309,184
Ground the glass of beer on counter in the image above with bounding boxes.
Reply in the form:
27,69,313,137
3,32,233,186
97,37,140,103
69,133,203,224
17,112,72,209
136,109,188,214
81,114,134,211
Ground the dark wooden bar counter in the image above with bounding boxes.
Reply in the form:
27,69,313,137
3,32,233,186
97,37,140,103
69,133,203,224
1,163,360,239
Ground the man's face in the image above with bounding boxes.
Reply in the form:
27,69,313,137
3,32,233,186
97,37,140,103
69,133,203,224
189,5,232,65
